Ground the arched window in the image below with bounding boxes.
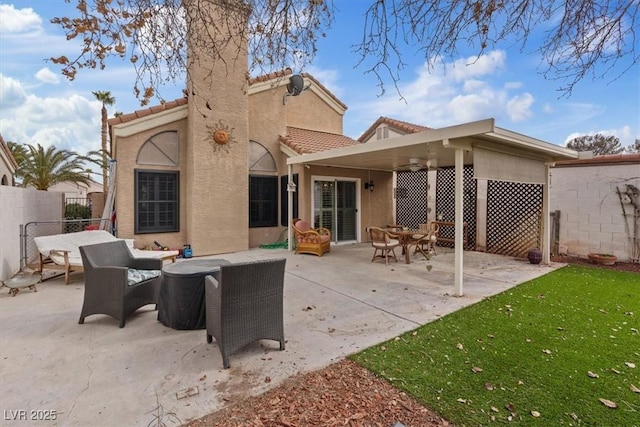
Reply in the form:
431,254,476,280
249,140,277,173
249,141,278,227
134,131,179,233
137,131,179,166
1,175,8,185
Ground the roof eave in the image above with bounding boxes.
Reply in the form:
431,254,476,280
287,118,496,166
488,127,579,160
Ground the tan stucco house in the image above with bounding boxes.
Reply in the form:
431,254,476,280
108,70,396,254
0,134,18,186
48,178,103,201
106,1,579,296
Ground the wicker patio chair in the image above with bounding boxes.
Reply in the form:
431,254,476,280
205,258,286,369
78,240,162,328
412,222,440,256
291,218,331,256
369,227,401,264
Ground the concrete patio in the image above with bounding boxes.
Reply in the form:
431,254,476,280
0,244,564,426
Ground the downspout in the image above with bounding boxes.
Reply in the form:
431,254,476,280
287,164,295,251
542,162,553,264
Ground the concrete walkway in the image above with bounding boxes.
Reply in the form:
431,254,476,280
0,244,563,426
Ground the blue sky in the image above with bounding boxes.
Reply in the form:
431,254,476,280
1,1,639,162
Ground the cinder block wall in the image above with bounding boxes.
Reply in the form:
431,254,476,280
550,163,639,261
0,187,64,280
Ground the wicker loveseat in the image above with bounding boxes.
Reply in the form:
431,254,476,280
291,218,331,256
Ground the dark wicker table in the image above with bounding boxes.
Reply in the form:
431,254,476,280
158,258,231,330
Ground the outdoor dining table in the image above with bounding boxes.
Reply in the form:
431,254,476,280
387,228,429,264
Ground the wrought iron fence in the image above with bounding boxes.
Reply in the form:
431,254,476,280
65,197,92,219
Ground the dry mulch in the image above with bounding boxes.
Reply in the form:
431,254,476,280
185,359,450,427
185,256,638,427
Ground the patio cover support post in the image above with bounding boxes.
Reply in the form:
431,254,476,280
454,147,464,296
542,163,553,264
287,165,294,251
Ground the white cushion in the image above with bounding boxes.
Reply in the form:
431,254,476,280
34,231,178,267
34,231,119,266
372,239,399,248
127,269,161,286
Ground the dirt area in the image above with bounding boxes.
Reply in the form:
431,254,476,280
551,254,640,273
185,256,638,427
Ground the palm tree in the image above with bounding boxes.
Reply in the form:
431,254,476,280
92,90,115,194
14,143,91,190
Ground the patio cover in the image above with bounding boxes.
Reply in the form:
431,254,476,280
286,118,578,296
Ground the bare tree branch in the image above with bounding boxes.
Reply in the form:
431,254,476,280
49,0,638,104
355,0,639,97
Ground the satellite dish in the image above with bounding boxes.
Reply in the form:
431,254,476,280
286,74,305,95
283,74,311,104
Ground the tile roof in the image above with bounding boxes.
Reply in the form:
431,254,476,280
358,116,431,142
248,68,292,84
0,134,19,169
301,73,348,111
554,153,640,167
108,97,188,126
280,127,359,155
108,70,346,127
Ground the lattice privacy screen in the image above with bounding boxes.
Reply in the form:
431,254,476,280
486,180,543,258
435,166,477,248
395,170,428,229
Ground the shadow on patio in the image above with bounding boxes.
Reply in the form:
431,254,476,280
0,244,563,426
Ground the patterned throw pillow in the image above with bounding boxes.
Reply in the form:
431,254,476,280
127,269,161,286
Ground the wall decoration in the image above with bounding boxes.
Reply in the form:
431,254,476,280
206,119,236,153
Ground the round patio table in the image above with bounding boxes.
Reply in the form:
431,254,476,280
158,258,231,330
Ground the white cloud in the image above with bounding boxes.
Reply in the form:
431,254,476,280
462,79,488,93
306,66,342,98
35,68,60,84
0,74,27,108
506,93,534,121
448,92,498,122
0,4,42,34
352,50,532,129
447,50,506,81
542,103,554,114
0,90,102,155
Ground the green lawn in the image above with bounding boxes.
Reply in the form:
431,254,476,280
351,265,640,426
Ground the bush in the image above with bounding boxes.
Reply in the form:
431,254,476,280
65,203,91,220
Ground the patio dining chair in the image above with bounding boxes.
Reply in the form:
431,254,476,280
369,227,401,264
385,224,404,234
204,258,286,369
412,222,440,256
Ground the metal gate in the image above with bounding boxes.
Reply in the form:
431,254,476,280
20,218,111,270
435,166,477,248
486,181,543,257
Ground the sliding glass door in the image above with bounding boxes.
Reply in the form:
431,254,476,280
313,178,358,242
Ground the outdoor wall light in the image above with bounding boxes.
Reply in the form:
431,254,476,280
364,180,375,192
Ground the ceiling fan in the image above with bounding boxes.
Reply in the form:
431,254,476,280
396,157,437,172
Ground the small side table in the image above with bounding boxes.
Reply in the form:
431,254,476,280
158,258,231,330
